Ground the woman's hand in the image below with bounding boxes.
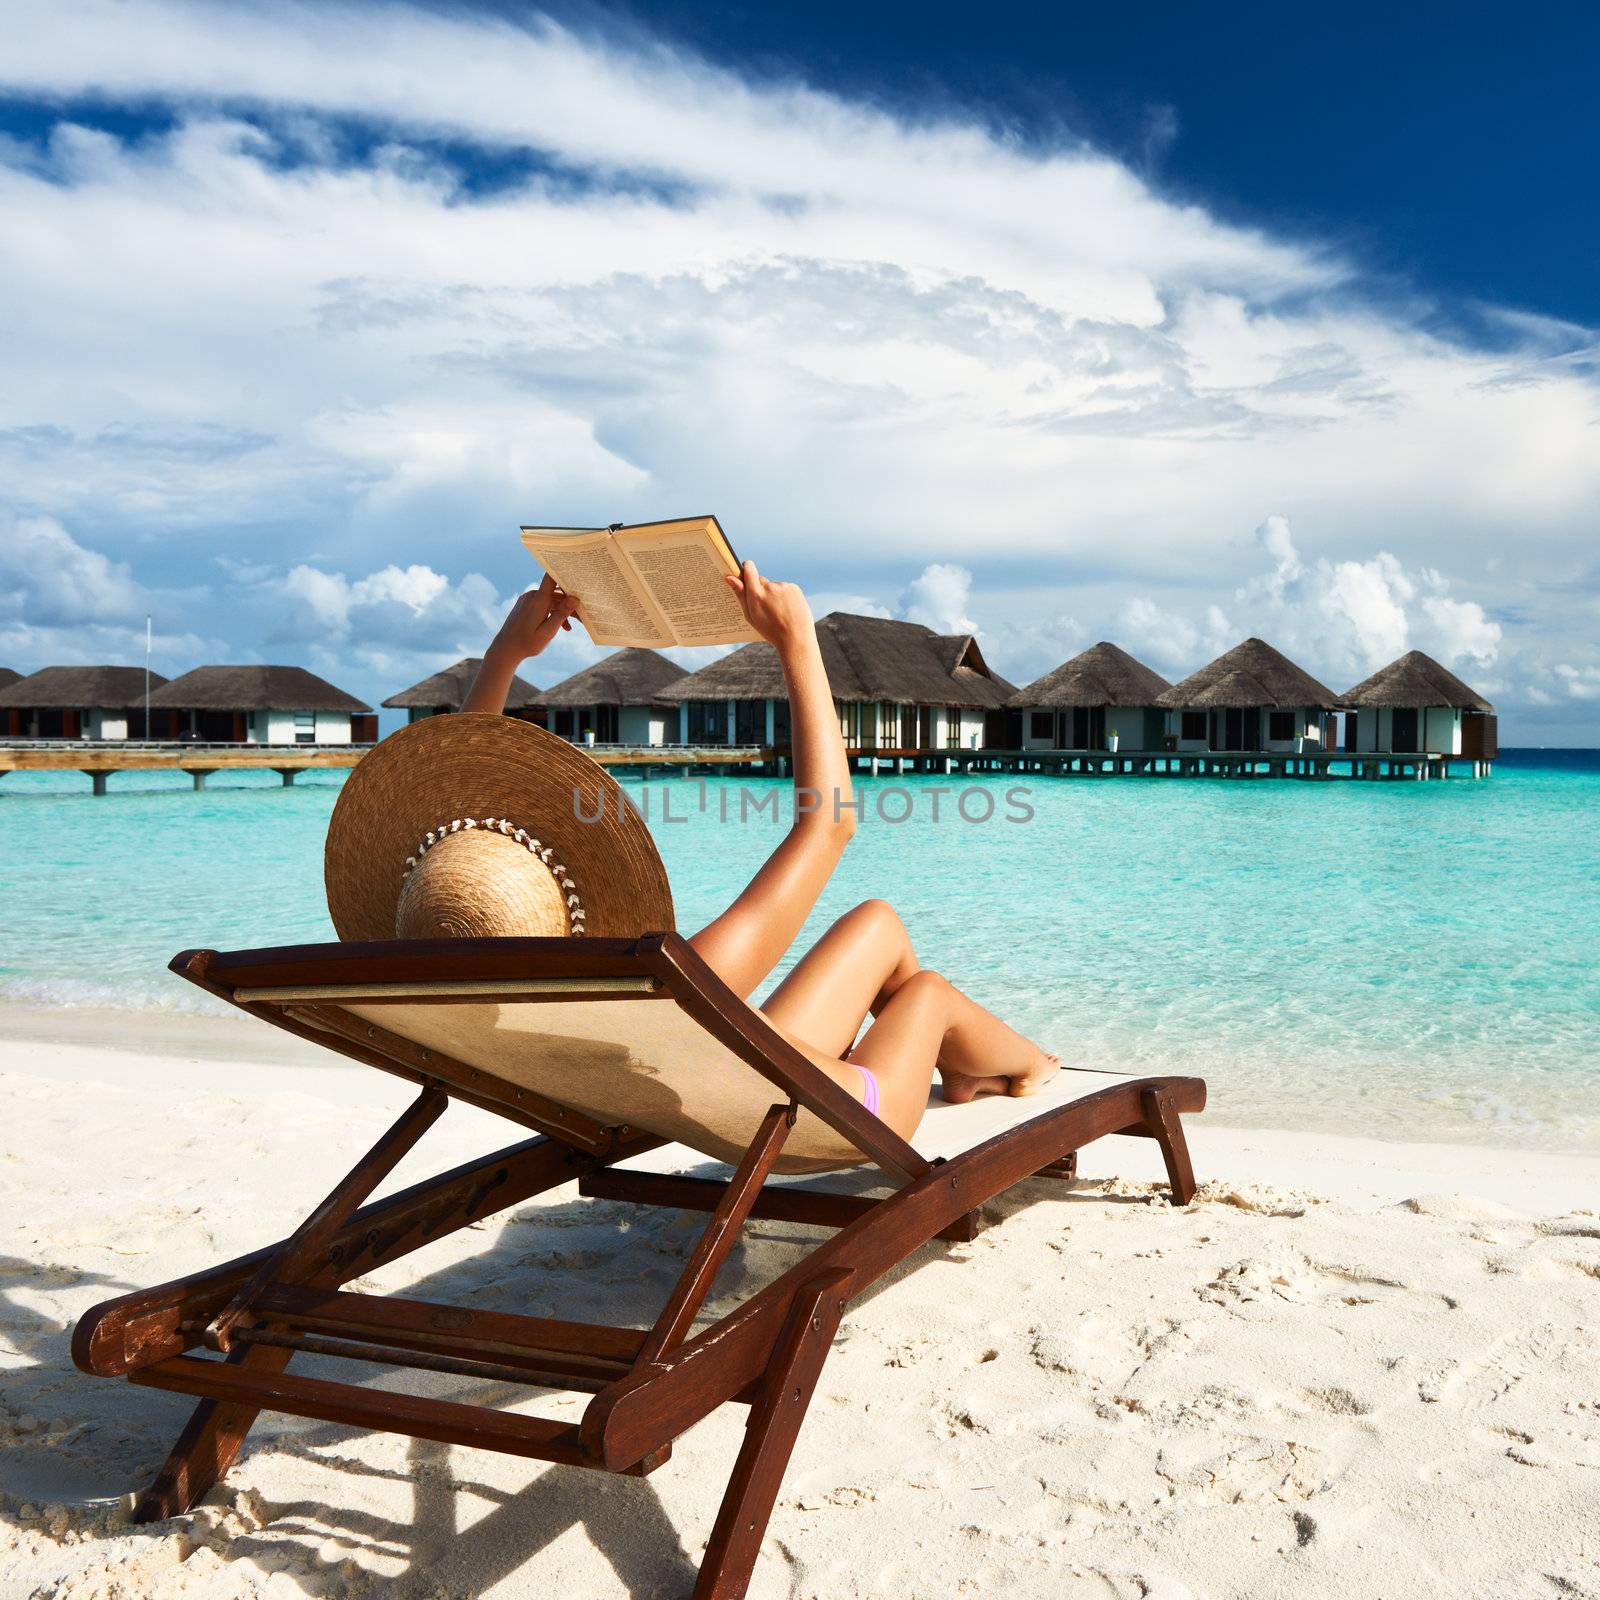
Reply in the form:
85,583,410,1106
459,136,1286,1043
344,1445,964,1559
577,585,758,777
726,561,814,654
489,575,578,664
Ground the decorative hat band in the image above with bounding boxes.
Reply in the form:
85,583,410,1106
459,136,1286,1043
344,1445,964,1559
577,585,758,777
403,817,586,934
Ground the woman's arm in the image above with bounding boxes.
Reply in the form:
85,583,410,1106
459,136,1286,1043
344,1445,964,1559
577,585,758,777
689,562,854,1000
463,577,577,714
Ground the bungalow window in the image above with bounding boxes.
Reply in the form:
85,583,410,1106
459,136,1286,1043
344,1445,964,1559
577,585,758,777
1267,710,1295,742
686,701,723,742
1180,711,1206,741
945,707,962,748
1069,707,1106,749
734,700,765,745
1029,711,1053,740
293,711,315,745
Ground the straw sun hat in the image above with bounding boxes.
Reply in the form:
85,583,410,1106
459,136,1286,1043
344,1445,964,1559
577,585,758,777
324,713,674,942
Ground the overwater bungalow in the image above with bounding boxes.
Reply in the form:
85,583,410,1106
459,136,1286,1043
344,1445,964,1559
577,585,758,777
0,668,19,692
1340,650,1497,759
541,648,686,745
659,611,1016,753
1009,642,1172,752
1157,638,1338,752
383,658,544,725
0,665,168,739
147,666,375,744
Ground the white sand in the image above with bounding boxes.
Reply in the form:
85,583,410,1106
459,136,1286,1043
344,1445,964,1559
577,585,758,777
2,1010,1597,1599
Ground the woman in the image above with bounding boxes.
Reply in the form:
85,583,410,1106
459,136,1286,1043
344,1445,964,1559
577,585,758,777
466,565,1060,1141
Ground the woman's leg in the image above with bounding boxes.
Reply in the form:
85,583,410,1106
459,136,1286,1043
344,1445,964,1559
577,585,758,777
762,901,1059,1139
849,971,1059,1131
760,899,920,1059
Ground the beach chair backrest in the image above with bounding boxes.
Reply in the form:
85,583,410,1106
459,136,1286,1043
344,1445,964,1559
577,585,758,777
194,935,925,1178
340,994,865,1172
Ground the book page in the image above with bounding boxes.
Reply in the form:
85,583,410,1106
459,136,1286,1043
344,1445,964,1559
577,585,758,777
617,518,760,646
519,527,673,648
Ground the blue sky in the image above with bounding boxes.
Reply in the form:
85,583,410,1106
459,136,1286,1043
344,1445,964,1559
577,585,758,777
581,0,1600,325
2,1,1597,738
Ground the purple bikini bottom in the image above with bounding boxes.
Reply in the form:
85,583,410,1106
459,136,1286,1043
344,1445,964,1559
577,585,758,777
856,1063,881,1118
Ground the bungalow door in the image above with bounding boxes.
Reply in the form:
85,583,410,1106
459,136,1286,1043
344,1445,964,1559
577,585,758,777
1391,707,1419,752
734,700,764,745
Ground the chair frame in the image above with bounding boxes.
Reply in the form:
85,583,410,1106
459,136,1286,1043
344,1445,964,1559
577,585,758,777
73,933,1205,1600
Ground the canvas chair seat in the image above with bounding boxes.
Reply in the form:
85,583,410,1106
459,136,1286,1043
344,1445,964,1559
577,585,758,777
343,996,865,1174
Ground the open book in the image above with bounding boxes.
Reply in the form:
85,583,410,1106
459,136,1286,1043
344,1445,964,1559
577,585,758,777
519,515,761,649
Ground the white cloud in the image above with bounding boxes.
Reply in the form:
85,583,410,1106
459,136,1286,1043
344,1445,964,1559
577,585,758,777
0,509,143,626
902,563,978,635
1420,593,1502,665
1230,515,1501,682
1555,664,1600,700
1116,595,1235,675
273,561,505,656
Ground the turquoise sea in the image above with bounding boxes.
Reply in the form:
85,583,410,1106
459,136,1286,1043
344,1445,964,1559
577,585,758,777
2,753,1596,1149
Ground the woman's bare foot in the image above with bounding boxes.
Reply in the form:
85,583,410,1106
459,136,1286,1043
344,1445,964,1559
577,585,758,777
1006,1050,1061,1098
938,1069,1009,1104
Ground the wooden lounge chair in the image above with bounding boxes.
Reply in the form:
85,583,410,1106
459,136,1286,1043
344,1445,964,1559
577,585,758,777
74,933,1205,1599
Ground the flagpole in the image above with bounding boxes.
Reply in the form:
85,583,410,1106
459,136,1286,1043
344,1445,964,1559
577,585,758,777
144,615,151,740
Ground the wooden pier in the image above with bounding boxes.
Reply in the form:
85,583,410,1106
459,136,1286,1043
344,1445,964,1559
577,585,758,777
0,740,1492,795
0,740,782,794
853,748,1494,780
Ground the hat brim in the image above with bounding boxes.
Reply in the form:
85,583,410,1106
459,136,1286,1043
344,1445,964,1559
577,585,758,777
325,713,675,942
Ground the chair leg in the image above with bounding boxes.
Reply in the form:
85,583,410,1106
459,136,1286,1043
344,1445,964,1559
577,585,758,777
134,1085,449,1520
693,1270,851,1600
132,1347,288,1521
1140,1086,1197,1205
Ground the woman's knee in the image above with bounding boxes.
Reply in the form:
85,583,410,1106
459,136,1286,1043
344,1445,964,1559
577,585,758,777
839,899,919,1004
838,898,906,939
888,968,950,1011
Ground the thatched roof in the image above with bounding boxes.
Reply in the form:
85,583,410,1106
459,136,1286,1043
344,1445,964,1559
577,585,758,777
148,665,370,712
1340,650,1493,711
1156,639,1337,709
382,658,540,711
1009,642,1172,709
0,668,19,691
0,665,168,709
659,613,1015,709
541,648,687,708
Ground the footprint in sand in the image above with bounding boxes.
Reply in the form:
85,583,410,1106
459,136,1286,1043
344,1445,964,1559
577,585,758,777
1155,1438,1332,1506
1199,1251,1426,1313
1416,1322,1578,1408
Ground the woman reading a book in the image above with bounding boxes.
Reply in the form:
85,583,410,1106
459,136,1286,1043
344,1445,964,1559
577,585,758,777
466,567,1059,1134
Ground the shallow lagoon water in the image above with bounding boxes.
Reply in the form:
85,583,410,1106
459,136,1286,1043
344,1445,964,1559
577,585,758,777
2,752,1596,1148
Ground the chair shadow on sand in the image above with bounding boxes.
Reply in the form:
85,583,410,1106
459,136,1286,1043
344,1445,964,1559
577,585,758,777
43,1158,1127,1598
